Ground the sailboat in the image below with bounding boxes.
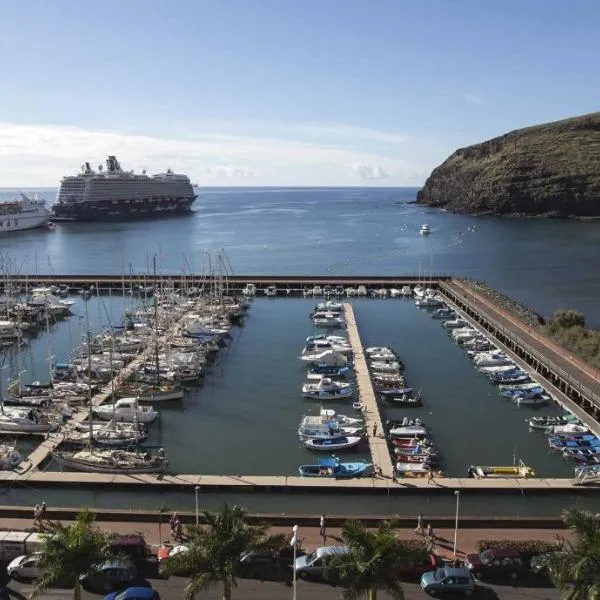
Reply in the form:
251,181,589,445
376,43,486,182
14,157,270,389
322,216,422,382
52,310,166,473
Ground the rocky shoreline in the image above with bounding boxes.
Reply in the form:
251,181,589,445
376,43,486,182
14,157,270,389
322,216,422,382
457,278,545,328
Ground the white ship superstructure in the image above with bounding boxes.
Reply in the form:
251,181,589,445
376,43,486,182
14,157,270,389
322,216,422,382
52,156,197,221
0,194,51,232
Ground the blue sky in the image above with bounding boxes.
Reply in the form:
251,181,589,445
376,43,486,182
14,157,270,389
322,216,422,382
0,0,599,186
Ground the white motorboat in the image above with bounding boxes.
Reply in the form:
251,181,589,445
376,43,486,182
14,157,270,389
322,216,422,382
298,349,348,366
52,448,168,473
552,424,589,435
443,319,469,329
264,285,277,297
242,284,257,296
499,382,544,391
365,347,396,357
367,351,399,361
118,384,184,402
318,408,363,426
302,377,354,400
369,361,402,374
66,420,148,447
415,296,443,308
479,364,517,374
312,314,345,328
303,436,363,451
389,288,402,298
93,398,158,423
389,425,428,438
301,339,352,357
314,301,344,312
515,395,550,407
472,353,514,367
298,416,363,440
395,461,431,473
400,285,412,297
419,224,431,235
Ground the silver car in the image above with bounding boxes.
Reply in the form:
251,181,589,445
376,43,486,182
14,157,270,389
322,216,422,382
421,567,476,596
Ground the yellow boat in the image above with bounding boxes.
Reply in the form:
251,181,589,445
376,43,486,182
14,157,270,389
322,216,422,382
471,460,535,479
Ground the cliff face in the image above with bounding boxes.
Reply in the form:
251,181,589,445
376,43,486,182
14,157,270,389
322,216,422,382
417,112,600,216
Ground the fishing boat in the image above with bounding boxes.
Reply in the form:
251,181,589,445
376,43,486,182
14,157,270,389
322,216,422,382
298,456,372,478
489,370,529,384
93,398,158,423
379,387,414,398
394,443,436,458
419,224,431,235
308,365,351,377
301,378,354,400
468,460,535,479
415,296,443,308
298,415,363,440
303,436,363,451
527,414,580,430
431,308,457,320
552,424,589,435
501,386,545,399
501,382,547,392
515,394,550,407
52,448,168,473
548,435,600,450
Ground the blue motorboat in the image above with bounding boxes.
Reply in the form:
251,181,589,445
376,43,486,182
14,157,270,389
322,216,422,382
549,435,600,450
308,365,351,377
303,436,363,451
489,370,529,384
379,387,414,397
431,308,457,320
501,386,545,398
298,456,372,478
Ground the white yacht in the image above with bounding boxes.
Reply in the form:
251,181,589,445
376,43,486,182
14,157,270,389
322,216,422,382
93,398,158,423
0,408,60,433
420,224,431,235
264,285,277,297
241,284,257,296
301,377,354,400
0,194,52,232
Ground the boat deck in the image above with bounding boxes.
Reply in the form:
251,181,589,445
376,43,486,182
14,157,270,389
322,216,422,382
344,303,393,478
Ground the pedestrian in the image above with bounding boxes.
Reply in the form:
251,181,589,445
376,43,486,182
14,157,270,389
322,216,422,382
372,423,377,437
169,512,181,538
33,504,41,527
40,501,47,523
415,513,423,534
427,469,434,484
426,523,434,539
392,466,398,483
319,514,326,542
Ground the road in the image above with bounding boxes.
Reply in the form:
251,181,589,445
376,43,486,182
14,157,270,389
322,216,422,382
9,576,563,600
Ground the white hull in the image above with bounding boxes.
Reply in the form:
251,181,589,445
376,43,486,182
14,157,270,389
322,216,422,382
52,452,166,473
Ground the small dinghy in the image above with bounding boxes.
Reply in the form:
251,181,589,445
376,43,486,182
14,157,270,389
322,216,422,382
299,456,372,478
303,436,363,451
389,425,427,438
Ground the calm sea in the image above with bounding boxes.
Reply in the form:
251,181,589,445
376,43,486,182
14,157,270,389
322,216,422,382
1,186,599,517
2,187,600,324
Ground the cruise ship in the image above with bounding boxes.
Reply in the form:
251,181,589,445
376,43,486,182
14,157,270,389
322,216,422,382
52,156,197,221
0,194,52,232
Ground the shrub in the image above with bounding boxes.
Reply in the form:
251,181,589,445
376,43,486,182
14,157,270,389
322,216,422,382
475,540,556,556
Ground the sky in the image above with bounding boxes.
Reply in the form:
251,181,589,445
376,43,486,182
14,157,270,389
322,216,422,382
0,0,599,187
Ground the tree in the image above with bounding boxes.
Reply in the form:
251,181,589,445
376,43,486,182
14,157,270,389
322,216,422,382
159,503,285,600
32,509,113,600
545,508,600,600
548,309,586,333
327,520,414,600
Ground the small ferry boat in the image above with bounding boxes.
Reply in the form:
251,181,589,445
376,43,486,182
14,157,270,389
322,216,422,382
420,224,431,235
298,456,372,478
468,460,535,479
303,435,363,451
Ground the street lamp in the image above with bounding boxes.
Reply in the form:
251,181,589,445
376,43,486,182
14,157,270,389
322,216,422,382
453,490,460,557
194,486,200,526
290,524,299,600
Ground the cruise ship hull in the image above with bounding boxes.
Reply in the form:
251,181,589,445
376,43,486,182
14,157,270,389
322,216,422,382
52,196,196,221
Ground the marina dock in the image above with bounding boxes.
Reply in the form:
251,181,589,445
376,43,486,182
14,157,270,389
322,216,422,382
343,304,393,478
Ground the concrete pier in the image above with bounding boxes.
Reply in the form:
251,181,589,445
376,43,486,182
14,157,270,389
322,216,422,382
344,304,393,479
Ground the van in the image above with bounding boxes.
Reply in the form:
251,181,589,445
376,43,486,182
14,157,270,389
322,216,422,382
0,532,37,563
293,546,349,581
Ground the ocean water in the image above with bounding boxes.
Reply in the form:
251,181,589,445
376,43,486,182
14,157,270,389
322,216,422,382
2,187,600,325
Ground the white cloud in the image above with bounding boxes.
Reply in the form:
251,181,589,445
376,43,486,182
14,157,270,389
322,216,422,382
0,120,440,187
350,162,390,180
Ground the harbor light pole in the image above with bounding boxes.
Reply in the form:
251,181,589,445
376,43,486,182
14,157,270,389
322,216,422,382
453,490,460,557
291,524,299,600
194,486,200,526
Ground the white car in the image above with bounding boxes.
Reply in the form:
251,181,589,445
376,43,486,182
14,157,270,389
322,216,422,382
7,553,42,581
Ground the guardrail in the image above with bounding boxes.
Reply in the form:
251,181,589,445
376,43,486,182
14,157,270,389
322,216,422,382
439,282,600,412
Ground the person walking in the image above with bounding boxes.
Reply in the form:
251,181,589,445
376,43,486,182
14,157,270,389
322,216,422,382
427,469,435,484
40,501,47,523
372,423,377,437
319,514,326,543
392,465,398,483
426,523,434,539
414,513,423,534
33,504,41,528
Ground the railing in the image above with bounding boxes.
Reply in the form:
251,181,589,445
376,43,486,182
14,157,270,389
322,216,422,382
439,282,600,411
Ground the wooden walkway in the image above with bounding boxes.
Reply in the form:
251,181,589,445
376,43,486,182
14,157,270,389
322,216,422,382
344,304,394,478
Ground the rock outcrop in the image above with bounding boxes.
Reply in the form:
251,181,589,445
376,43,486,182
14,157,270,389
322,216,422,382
417,112,600,217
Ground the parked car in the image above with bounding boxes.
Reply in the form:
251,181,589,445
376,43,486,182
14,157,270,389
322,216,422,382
293,546,349,582
237,547,305,583
421,566,476,596
104,587,160,600
111,535,158,579
398,553,441,581
465,549,529,580
7,553,41,581
79,560,141,595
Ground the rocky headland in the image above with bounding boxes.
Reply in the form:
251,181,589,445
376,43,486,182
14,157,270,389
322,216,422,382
417,112,600,217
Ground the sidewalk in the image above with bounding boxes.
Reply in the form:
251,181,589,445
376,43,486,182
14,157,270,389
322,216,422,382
2,516,569,559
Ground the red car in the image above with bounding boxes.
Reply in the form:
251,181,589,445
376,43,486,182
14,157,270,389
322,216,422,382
398,553,441,580
465,548,529,580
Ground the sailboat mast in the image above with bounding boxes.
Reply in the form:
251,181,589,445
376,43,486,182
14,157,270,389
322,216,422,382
153,255,160,387
84,301,93,448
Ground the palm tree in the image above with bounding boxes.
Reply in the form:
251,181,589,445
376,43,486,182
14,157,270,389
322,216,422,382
160,503,284,600
327,520,417,600
545,508,600,600
31,509,113,600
